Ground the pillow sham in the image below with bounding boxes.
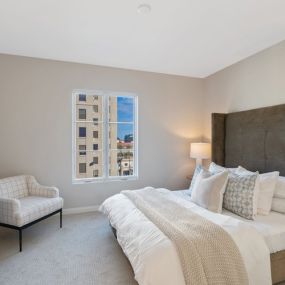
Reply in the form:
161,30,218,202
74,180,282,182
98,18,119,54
223,172,259,220
274,176,285,199
191,169,229,213
188,165,203,195
208,162,238,174
238,167,279,215
271,198,285,214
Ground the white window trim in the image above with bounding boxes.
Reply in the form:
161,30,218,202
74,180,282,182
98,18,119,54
72,89,139,184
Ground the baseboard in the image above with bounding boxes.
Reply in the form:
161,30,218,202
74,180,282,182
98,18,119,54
63,205,100,215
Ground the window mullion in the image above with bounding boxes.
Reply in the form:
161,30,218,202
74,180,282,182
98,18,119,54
103,94,109,179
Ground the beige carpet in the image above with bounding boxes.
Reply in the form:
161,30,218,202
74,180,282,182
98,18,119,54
0,212,137,285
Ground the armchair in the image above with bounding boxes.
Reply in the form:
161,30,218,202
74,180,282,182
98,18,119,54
0,175,63,251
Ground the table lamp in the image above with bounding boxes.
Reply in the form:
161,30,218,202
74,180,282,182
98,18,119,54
190,142,211,166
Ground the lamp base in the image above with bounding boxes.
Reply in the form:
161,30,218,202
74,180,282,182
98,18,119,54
196,158,202,166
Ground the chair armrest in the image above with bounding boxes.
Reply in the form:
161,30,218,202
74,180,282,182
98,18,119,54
0,198,21,224
27,176,59,198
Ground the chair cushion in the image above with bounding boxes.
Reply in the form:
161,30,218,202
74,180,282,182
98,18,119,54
14,196,63,227
0,175,29,199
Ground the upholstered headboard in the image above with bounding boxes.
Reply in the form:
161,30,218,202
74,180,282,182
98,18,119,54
212,104,285,175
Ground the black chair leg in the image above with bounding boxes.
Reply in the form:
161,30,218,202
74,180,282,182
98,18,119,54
60,209,62,228
19,229,22,252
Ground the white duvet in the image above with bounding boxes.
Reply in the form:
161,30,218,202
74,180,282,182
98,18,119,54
100,188,272,285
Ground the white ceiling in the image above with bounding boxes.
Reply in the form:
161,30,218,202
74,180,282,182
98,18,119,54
1,0,285,78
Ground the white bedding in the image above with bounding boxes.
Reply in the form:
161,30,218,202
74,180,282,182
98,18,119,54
223,209,285,253
175,190,285,253
101,189,272,285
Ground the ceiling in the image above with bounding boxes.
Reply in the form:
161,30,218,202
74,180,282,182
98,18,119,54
1,0,285,78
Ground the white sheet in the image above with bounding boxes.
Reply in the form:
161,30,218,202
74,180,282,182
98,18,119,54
175,190,285,253
223,209,285,253
100,189,271,285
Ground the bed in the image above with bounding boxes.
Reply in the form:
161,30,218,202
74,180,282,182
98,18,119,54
101,104,285,285
212,104,285,284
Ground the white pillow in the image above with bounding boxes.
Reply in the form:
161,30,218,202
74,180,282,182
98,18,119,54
188,165,203,195
271,198,285,214
191,169,229,213
274,176,285,199
238,167,279,215
208,162,238,174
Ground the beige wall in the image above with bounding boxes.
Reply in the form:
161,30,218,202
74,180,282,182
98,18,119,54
0,54,204,208
204,40,285,140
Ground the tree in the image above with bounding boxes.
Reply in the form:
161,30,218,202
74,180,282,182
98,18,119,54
124,134,133,142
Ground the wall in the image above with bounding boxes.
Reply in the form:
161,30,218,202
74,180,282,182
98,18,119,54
0,54,204,208
204,40,285,139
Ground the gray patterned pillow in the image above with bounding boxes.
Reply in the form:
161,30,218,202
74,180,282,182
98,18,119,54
223,172,258,220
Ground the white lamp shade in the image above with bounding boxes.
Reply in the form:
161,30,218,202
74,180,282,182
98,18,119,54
190,143,211,159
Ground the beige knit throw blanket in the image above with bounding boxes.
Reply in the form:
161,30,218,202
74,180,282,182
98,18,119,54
122,188,248,285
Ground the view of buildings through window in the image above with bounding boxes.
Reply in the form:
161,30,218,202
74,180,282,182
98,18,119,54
74,92,136,180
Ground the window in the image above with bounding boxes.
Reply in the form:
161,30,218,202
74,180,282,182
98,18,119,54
73,91,138,182
79,163,86,173
93,105,98,113
79,109,86,120
92,157,98,165
93,131,98,139
79,94,86,101
79,145,86,156
93,118,98,126
79,127,86,137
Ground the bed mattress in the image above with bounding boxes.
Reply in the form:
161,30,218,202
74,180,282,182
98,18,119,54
174,190,285,253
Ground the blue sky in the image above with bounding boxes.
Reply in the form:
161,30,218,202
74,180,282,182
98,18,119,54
117,97,134,140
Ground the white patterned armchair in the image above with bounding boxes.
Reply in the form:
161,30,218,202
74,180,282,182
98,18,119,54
0,175,63,251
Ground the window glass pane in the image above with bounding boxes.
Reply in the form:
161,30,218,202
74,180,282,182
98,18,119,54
93,105,98,113
76,123,103,150
109,96,134,122
109,123,134,150
79,163,86,173
79,145,86,156
93,130,98,139
79,127,86,137
78,94,86,101
76,122,103,179
109,150,134,177
76,151,103,178
108,96,135,177
78,109,86,120
76,94,103,121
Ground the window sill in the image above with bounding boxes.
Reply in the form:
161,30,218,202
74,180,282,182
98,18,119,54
72,176,139,184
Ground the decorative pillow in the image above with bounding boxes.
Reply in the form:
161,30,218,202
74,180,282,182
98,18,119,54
208,162,238,174
223,172,259,220
188,165,203,195
274,176,285,199
271,198,285,214
191,169,229,213
238,166,279,215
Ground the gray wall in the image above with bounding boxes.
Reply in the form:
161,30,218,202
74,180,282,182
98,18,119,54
204,40,285,139
0,54,204,208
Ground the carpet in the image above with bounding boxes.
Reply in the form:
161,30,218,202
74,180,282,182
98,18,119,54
0,212,137,285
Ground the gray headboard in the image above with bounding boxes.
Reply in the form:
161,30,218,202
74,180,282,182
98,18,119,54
212,104,285,175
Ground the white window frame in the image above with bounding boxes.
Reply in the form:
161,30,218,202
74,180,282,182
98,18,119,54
72,89,138,184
